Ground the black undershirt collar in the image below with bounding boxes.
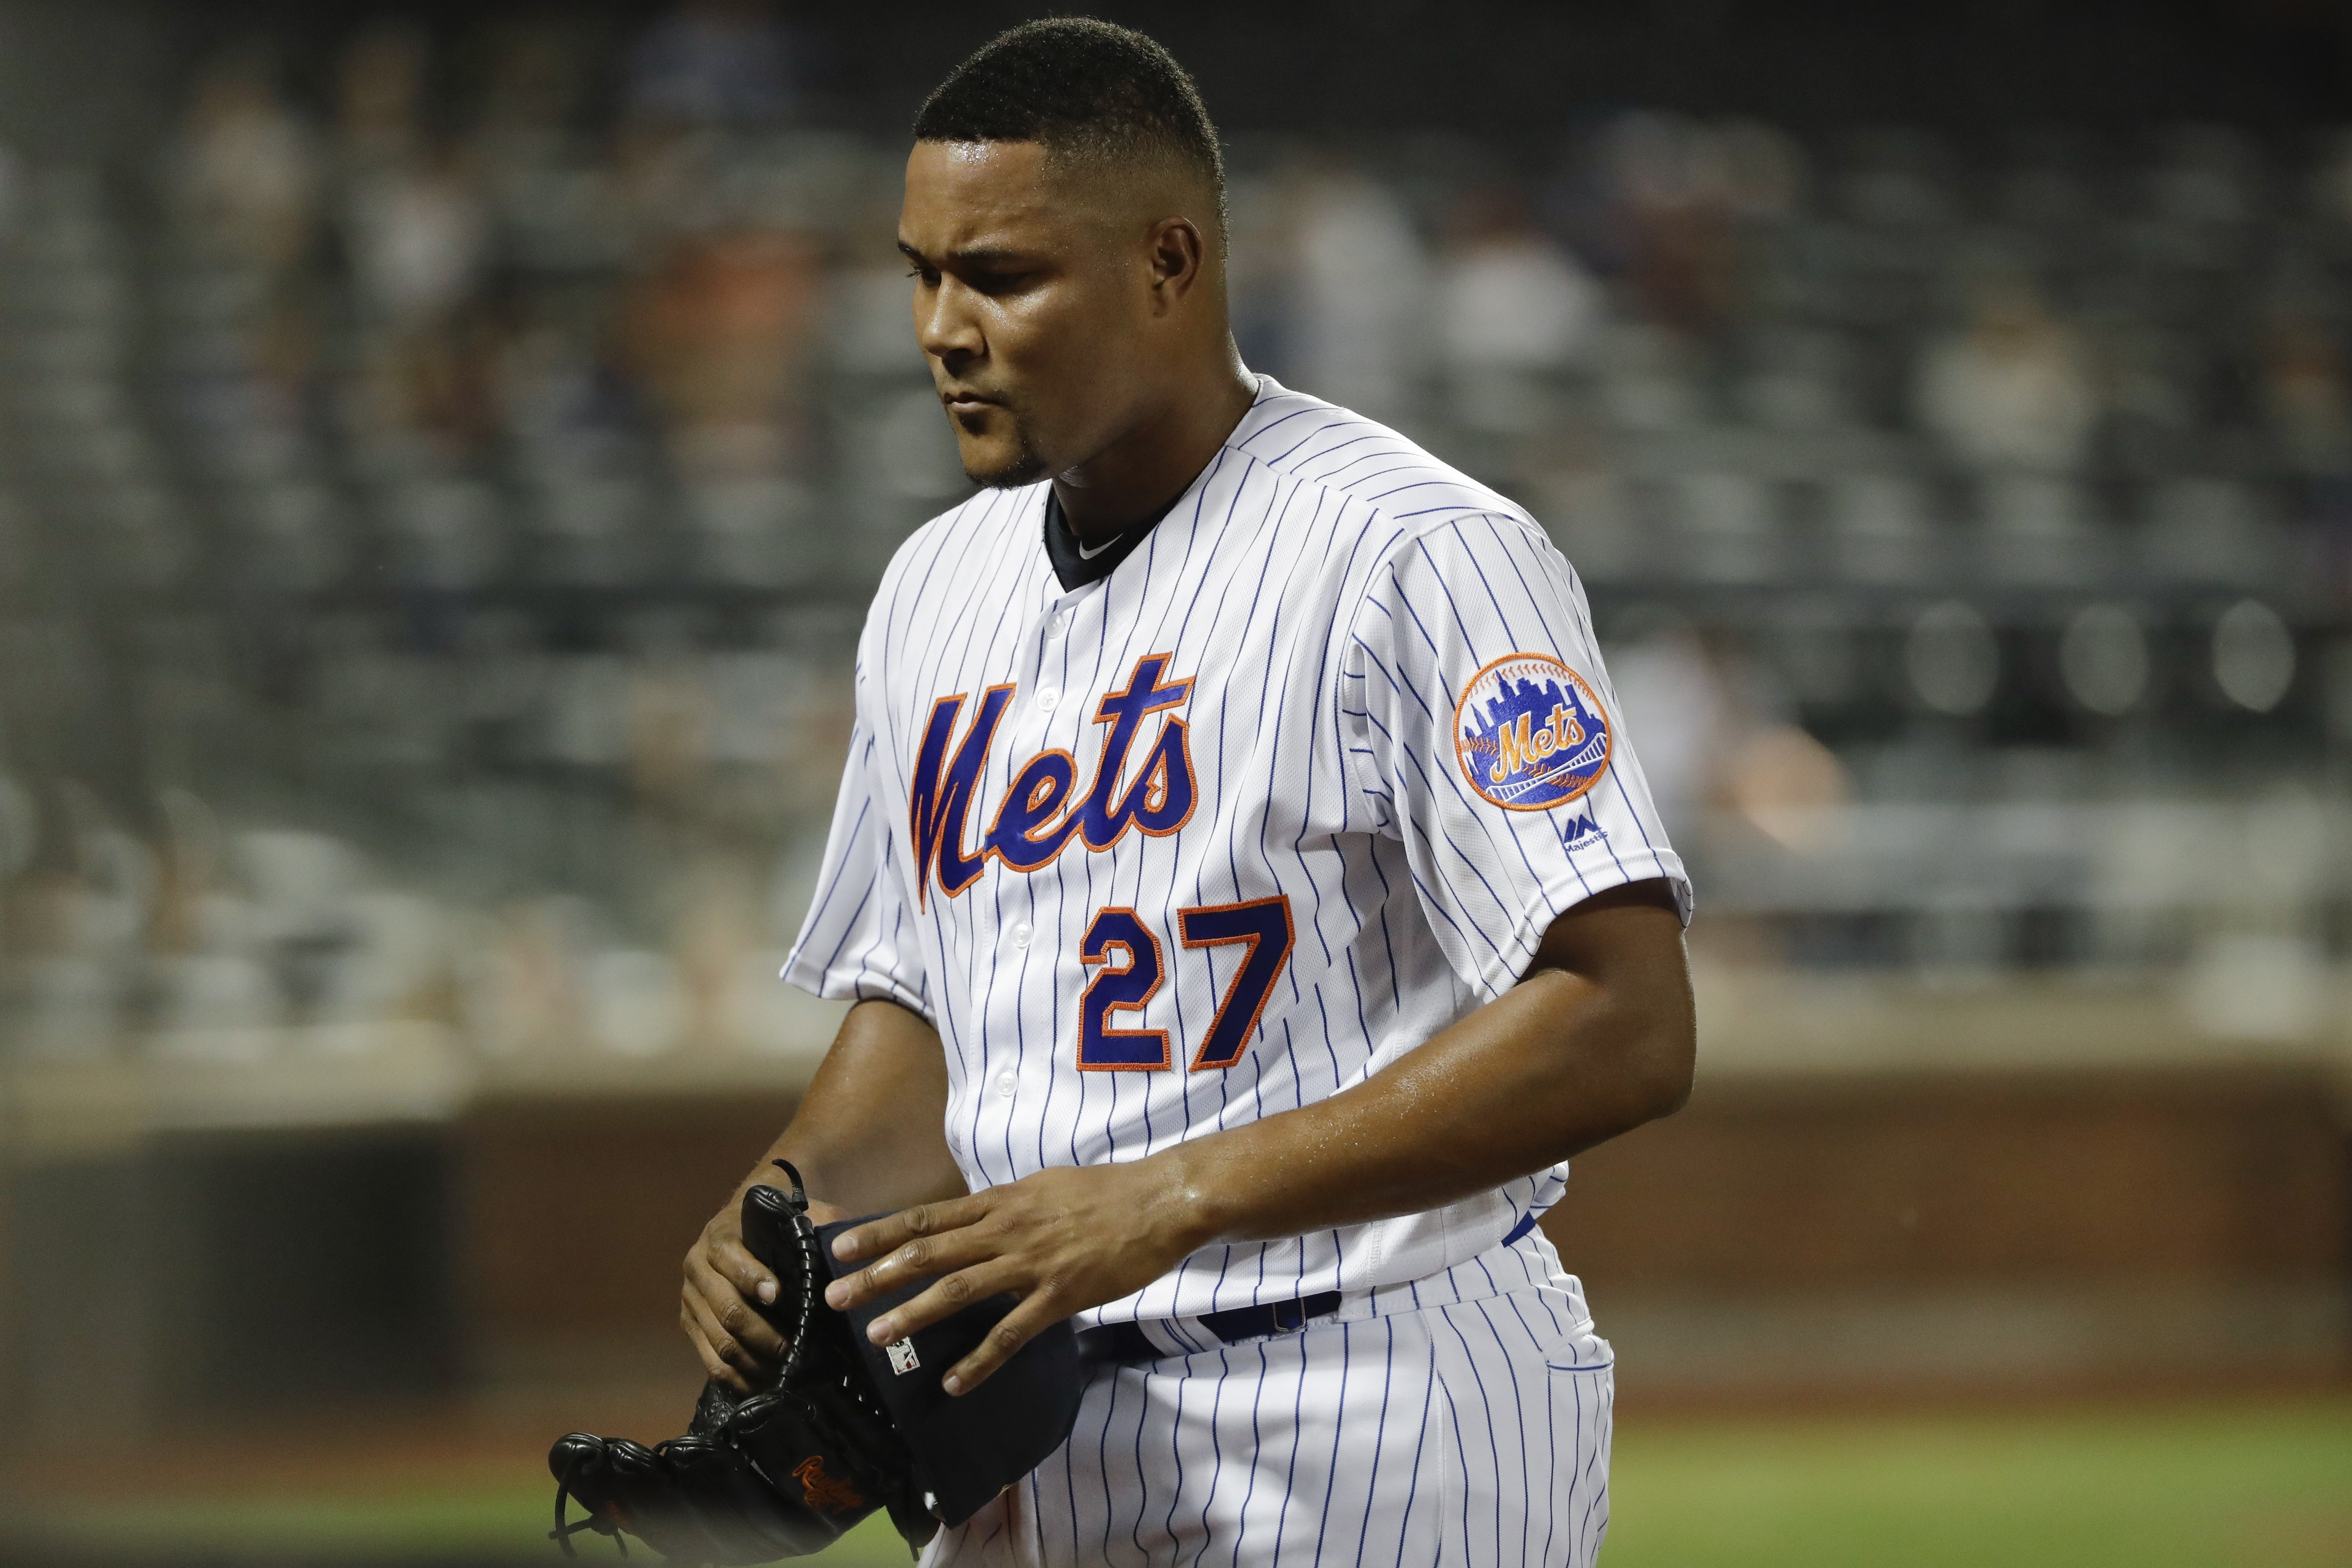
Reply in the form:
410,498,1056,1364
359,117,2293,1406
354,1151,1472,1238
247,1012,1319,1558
1042,487,1179,592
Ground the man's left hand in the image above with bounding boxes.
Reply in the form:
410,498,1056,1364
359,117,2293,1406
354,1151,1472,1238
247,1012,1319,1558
823,1157,1208,1394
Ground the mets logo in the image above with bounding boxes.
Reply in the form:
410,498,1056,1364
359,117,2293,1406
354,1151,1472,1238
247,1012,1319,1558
1455,653,1613,812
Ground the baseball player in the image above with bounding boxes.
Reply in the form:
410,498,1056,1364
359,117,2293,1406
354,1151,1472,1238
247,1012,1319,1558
680,19,1696,1566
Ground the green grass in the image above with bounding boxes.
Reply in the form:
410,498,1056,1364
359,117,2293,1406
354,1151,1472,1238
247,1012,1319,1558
1604,1403,2352,1568
16,1486,919,1565
15,1400,2349,1565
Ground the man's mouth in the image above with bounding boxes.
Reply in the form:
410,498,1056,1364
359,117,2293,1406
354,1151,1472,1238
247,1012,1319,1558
942,389,1002,415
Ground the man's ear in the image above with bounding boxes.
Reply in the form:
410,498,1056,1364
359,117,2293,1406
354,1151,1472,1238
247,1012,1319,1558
1145,215,1209,312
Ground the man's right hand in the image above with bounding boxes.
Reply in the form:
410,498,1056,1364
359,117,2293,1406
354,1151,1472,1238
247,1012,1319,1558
680,1182,848,1393
677,999,964,1391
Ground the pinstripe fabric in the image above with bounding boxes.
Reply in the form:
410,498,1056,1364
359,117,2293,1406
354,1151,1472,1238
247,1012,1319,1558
782,374,1689,1324
924,1231,1615,1568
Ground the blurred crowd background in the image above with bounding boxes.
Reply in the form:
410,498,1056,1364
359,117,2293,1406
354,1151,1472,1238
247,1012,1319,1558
0,2,2347,1066
1,2,2348,1562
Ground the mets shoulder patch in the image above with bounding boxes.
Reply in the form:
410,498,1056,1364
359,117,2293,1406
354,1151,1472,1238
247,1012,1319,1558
1454,652,1613,811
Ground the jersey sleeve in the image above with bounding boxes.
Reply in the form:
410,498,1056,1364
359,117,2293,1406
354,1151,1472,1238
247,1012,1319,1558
1341,512,1692,998
780,674,933,1022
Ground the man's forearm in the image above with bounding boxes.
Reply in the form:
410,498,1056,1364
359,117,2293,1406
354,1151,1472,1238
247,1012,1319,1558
1153,885,1694,1250
750,998,968,1218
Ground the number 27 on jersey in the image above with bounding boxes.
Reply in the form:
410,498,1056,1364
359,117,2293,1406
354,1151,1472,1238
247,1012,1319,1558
1075,895,1293,1072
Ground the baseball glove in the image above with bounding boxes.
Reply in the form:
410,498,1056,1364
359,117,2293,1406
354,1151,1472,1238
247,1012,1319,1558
548,1163,934,1562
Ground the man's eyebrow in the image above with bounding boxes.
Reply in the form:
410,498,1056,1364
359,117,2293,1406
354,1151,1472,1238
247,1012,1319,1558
897,239,1037,268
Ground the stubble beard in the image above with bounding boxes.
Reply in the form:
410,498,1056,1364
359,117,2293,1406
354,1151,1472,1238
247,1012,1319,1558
963,413,1050,490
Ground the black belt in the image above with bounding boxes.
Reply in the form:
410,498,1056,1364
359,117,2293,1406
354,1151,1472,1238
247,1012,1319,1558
1079,1292,1344,1364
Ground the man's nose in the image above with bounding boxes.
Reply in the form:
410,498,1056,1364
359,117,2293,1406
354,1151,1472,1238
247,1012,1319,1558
916,281,984,363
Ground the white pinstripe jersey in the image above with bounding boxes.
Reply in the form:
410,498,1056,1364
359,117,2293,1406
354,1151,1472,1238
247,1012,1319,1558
784,374,1690,1327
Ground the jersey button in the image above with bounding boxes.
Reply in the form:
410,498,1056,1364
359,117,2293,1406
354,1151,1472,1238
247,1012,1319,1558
996,1070,1017,1098
1035,687,1060,714
1009,922,1033,948
1048,610,1070,636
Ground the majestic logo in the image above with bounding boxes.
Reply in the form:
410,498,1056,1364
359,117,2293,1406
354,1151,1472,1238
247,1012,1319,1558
1560,813,1611,849
912,653,1197,907
1454,652,1613,812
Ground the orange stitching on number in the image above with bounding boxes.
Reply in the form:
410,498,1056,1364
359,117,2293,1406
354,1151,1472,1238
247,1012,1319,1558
1179,895,1295,1071
1077,906,1171,1071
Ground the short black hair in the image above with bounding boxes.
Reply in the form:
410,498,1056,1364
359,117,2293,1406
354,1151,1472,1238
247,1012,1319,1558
913,18,1223,213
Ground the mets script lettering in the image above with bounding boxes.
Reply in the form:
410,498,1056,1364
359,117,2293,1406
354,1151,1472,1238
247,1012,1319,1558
911,653,1198,906
1483,700,1586,784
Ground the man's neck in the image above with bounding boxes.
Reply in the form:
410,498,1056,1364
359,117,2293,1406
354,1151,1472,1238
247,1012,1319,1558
1050,364,1259,545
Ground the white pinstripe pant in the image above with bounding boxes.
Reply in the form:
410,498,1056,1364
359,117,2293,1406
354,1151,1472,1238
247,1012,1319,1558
927,1274,1614,1568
